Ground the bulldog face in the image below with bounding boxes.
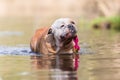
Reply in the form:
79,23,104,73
51,18,77,43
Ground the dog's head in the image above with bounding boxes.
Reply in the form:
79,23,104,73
48,18,77,47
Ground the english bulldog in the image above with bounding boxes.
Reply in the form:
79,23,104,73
30,18,79,54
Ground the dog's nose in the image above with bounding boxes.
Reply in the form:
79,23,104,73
68,24,74,29
68,24,76,33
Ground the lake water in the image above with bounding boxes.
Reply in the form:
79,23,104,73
0,17,120,80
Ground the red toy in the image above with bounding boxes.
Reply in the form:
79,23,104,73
73,35,80,71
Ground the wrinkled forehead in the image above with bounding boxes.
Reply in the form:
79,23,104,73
51,18,75,28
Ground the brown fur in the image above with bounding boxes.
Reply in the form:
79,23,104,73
30,27,74,54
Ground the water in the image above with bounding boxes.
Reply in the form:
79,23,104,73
0,17,120,80
0,55,78,80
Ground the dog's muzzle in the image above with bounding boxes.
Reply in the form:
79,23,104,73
60,24,76,40
68,24,76,34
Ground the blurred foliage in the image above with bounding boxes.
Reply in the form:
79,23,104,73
91,16,120,31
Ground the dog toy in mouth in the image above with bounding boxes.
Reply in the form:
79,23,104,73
73,35,80,52
73,35,80,71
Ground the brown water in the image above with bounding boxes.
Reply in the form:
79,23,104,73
0,17,120,80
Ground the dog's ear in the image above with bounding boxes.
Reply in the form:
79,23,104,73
48,28,52,34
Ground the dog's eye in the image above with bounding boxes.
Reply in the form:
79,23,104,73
60,25,64,28
71,21,75,24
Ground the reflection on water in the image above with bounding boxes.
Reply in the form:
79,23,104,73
31,54,78,80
